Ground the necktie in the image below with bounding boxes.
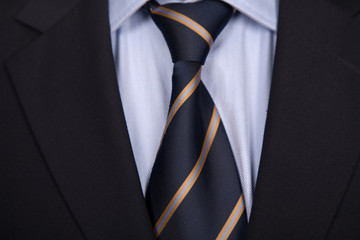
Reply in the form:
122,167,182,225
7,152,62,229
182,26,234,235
146,1,247,239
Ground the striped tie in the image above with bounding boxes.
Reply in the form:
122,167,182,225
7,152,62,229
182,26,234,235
146,1,247,239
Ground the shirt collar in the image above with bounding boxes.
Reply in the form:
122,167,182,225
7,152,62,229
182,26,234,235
109,0,279,32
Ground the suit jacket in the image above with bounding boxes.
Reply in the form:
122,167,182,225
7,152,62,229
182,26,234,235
1,0,360,239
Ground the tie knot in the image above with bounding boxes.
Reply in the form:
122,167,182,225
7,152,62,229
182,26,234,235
149,0,233,64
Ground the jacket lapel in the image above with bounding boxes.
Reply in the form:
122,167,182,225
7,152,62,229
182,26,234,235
247,0,360,239
6,0,154,239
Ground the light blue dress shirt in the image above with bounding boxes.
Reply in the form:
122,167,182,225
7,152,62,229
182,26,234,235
109,0,278,218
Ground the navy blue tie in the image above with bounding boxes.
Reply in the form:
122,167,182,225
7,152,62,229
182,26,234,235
146,1,247,239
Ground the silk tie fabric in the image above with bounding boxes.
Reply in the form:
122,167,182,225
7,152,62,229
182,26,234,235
146,1,247,239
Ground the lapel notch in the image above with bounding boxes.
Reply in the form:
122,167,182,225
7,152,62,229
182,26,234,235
15,0,82,32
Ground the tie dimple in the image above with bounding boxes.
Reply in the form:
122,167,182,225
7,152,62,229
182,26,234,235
149,0,233,64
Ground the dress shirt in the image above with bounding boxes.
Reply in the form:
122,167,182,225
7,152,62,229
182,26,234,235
109,0,278,218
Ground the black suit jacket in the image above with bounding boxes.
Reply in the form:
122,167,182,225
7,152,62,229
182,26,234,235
1,0,360,239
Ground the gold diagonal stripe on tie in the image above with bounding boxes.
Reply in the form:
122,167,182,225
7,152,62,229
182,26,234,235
155,68,201,158
164,68,201,134
150,6,214,47
216,194,246,240
153,106,221,238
